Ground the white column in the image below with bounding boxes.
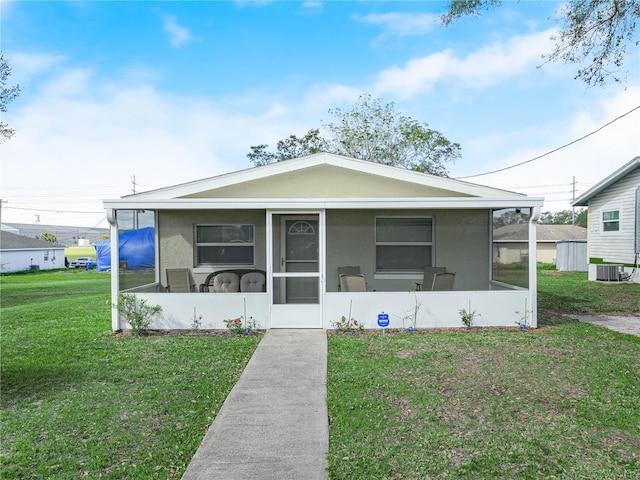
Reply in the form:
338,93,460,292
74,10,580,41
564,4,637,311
528,206,541,328
107,209,120,331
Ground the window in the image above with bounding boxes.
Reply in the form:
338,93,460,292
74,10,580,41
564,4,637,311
375,217,433,272
196,225,254,266
602,210,620,232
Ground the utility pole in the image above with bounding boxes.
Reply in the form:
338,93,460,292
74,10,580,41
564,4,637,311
571,176,576,225
132,175,138,229
0,199,6,227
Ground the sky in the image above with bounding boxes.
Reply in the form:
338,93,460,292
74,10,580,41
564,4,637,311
1,0,639,229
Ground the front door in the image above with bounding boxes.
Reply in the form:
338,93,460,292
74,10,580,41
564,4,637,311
269,212,324,328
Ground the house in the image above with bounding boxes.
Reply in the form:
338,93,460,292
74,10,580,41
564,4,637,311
103,153,544,331
0,230,66,273
573,156,640,283
493,224,587,268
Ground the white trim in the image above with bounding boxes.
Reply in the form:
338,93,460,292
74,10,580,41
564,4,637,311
267,210,325,328
600,205,622,234
104,196,544,211
119,153,528,201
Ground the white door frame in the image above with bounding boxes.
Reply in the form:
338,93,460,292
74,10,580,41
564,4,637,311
266,210,325,328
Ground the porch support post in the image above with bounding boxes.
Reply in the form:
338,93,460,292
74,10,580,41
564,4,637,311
528,206,541,327
106,209,120,331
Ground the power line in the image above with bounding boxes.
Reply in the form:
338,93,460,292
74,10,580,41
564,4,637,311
457,105,640,179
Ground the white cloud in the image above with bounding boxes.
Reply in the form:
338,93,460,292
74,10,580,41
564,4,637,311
162,15,193,48
353,12,439,41
373,29,557,98
459,87,640,211
6,52,67,84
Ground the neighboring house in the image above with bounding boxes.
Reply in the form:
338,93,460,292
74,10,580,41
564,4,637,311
0,230,66,273
573,156,640,283
1,223,109,246
103,153,544,331
493,224,587,269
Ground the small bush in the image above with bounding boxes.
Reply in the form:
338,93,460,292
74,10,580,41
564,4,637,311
117,293,162,336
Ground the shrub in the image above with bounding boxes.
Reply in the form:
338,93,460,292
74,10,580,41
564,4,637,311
117,293,162,336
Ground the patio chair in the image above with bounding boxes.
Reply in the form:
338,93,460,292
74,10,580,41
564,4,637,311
338,266,362,290
240,271,266,292
165,268,195,293
212,271,240,293
415,266,447,291
431,272,456,291
339,273,367,292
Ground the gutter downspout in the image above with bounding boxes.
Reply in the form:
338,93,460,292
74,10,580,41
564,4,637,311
529,206,541,328
106,209,120,331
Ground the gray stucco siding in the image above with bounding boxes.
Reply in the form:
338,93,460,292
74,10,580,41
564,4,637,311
326,209,490,291
158,210,267,288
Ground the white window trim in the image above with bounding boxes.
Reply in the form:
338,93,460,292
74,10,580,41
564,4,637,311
195,224,255,267
374,215,434,274
601,206,621,235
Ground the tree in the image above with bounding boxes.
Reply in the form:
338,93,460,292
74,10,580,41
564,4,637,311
247,95,461,176
247,128,327,167
0,54,22,143
40,233,58,243
442,0,640,87
538,208,588,227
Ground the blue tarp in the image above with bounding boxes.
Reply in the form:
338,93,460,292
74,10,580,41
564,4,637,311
95,227,155,272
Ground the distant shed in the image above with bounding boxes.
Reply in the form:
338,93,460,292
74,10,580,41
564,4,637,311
555,239,588,271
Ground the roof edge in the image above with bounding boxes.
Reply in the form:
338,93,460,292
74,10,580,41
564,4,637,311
573,156,640,206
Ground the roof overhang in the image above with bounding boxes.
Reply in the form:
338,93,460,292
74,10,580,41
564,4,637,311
103,196,544,211
573,156,640,206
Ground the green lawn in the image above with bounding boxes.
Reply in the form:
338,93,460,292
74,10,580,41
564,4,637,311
1,268,639,479
0,269,260,479
327,269,640,479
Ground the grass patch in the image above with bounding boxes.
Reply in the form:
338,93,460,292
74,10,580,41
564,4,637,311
327,270,640,479
537,268,640,324
64,246,97,261
327,327,640,479
0,270,260,479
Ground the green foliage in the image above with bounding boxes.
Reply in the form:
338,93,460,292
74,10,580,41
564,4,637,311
0,53,22,143
117,292,162,336
459,302,481,329
247,128,327,166
325,94,460,175
442,0,639,86
332,315,364,333
223,315,259,335
247,95,460,176
38,232,57,243
538,208,587,228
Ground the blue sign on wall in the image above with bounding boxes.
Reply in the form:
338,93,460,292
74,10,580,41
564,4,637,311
377,313,390,328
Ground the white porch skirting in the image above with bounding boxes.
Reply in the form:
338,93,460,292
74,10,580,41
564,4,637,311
121,288,534,331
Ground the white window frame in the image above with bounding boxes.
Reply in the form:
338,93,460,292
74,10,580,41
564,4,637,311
374,216,434,274
601,207,621,234
195,224,255,267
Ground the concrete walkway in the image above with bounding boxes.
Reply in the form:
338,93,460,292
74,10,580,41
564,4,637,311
569,314,640,337
181,329,329,480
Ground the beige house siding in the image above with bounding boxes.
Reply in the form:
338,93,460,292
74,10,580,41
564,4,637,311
182,164,474,199
587,169,640,264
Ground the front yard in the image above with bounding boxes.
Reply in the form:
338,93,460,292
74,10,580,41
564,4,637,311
1,268,638,479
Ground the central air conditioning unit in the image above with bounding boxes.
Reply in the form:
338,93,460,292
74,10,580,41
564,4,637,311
596,264,622,281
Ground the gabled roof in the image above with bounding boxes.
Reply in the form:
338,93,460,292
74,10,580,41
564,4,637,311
104,153,544,211
0,230,65,250
573,156,640,207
